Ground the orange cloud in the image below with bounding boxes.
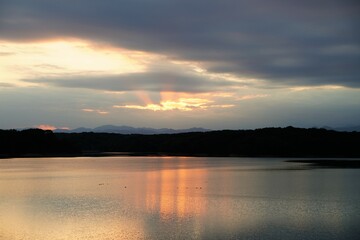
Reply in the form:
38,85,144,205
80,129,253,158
114,90,237,112
114,97,234,112
35,124,70,131
35,124,56,130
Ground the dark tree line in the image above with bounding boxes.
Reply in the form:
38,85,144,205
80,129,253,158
57,126,360,157
0,129,80,156
1,127,359,157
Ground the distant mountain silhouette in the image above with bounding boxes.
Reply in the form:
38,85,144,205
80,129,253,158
54,125,211,134
334,125,360,132
317,125,360,132
17,125,360,133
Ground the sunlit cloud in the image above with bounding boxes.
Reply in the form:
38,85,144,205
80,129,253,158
236,94,269,101
82,108,109,115
209,104,235,108
114,97,234,112
35,124,56,131
1,0,359,130
2,0,359,88
289,85,345,92
34,124,69,131
0,39,149,86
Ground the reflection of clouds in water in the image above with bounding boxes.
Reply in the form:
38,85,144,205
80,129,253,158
0,157,359,239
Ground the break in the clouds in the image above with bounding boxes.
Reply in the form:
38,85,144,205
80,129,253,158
1,0,359,88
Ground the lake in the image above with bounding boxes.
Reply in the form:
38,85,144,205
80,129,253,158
0,157,359,239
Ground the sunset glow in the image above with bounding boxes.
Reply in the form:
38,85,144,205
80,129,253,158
0,40,147,85
1,1,360,239
113,96,235,111
1,0,359,130
35,124,69,131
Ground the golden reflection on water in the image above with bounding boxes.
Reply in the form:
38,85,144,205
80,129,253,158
0,157,359,240
0,157,212,239
156,167,207,219
113,160,210,219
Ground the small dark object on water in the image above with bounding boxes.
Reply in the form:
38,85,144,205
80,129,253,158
286,160,360,168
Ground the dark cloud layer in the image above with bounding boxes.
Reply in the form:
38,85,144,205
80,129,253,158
23,71,236,93
1,0,359,87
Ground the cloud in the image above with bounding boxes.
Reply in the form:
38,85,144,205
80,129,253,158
82,108,109,115
1,0,359,88
34,124,69,131
0,82,16,88
113,98,234,111
0,52,15,56
236,94,269,101
23,71,237,93
34,124,56,130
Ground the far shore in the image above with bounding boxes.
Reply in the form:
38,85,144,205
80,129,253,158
1,152,360,163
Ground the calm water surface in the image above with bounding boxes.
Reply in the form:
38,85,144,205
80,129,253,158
0,157,359,240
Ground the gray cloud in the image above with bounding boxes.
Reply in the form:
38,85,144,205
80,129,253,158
1,0,359,87
23,71,236,93
0,52,15,56
0,82,15,87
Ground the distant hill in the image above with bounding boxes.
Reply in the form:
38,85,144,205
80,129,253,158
319,125,360,132
335,126,360,132
54,125,211,134
18,125,360,133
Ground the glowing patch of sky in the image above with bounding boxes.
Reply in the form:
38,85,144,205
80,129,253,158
0,39,148,86
0,38,359,130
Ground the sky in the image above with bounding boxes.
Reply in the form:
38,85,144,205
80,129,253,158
0,0,359,130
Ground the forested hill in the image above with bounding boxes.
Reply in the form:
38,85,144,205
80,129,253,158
1,127,359,157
